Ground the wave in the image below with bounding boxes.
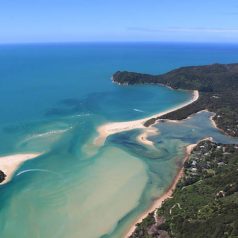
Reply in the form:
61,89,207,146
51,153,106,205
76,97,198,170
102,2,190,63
71,113,92,118
133,108,145,113
16,169,61,177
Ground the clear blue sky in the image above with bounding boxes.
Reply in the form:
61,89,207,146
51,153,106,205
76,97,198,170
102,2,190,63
1,0,238,43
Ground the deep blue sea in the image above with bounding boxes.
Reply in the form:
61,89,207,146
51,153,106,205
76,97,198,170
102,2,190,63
0,43,238,238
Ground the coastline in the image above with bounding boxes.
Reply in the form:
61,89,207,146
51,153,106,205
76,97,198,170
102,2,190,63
95,90,199,146
124,143,197,238
0,153,42,185
209,113,231,137
93,88,223,237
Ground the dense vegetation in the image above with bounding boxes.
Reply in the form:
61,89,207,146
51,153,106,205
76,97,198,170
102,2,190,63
0,170,6,183
113,63,238,136
130,141,238,238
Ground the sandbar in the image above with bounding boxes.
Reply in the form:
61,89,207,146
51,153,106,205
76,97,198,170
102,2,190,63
0,153,42,185
95,90,199,146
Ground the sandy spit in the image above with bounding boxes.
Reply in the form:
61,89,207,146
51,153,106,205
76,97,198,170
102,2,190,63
95,90,199,146
0,153,42,185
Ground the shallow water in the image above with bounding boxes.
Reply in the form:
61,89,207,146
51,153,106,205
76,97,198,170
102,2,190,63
0,43,238,238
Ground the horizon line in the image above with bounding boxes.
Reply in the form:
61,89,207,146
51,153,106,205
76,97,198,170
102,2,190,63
1,40,238,46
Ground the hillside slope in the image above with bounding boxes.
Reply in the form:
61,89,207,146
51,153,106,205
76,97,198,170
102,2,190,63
113,64,238,136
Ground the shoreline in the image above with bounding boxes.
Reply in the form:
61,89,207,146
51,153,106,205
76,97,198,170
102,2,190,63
0,153,42,185
124,143,197,238
94,90,199,146
208,113,232,137
93,89,203,236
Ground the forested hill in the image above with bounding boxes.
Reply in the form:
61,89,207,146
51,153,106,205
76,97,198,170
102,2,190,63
113,63,238,92
112,63,238,137
130,140,238,238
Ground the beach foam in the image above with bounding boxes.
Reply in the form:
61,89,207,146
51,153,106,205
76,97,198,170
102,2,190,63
133,108,145,113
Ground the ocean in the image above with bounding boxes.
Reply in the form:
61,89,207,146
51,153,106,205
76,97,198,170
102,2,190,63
0,43,238,238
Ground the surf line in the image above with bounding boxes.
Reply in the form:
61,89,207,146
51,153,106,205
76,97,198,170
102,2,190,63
133,108,145,113
16,169,61,177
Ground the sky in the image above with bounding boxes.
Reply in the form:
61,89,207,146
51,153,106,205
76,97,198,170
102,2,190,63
0,0,238,43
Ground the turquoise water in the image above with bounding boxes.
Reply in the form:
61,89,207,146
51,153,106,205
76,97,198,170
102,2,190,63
0,43,238,238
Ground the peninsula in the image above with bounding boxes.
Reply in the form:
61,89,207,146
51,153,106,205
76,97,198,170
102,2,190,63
112,63,238,237
0,153,42,185
113,63,238,137
95,90,199,146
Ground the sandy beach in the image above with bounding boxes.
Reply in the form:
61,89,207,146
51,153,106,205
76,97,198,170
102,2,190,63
0,153,42,185
208,112,225,135
95,90,199,146
136,127,159,147
210,115,217,128
124,143,197,238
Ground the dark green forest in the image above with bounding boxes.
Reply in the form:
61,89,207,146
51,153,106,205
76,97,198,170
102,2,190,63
113,63,238,136
130,141,238,238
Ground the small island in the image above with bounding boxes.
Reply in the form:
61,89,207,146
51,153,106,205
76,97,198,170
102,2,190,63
113,63,238,137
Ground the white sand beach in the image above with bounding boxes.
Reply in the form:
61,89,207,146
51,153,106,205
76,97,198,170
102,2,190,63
136,127,159,147
0,153,42,185
95,90,199,146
